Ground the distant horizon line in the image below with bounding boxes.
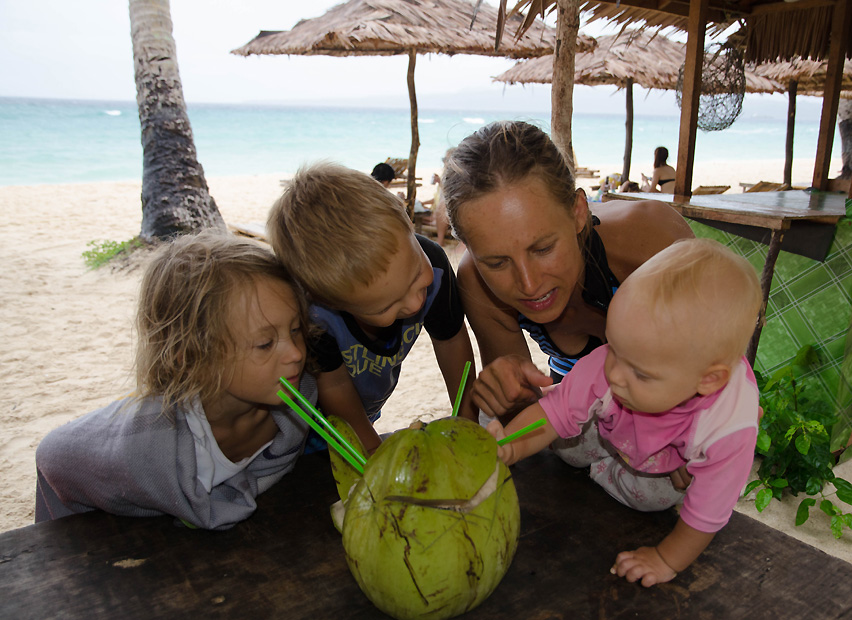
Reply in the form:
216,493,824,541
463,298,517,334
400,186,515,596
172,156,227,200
0,94,814,123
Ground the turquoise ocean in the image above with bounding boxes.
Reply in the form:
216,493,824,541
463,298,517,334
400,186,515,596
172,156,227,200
0,97,841,187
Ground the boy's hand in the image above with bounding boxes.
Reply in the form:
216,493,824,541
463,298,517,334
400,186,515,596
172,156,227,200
611,546,677,587
473,355,553,419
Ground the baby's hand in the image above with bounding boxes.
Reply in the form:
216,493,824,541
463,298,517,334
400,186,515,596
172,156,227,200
610,546,677,587
485,419,515,465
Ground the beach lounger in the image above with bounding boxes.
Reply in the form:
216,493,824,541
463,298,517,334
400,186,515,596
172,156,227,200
744,181,789,193
229,222,268,242
692,185,731,195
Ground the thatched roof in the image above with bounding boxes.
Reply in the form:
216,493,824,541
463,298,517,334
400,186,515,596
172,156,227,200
494,31,785,94
752,57,852,95
232,0,594,59
504,0,851,64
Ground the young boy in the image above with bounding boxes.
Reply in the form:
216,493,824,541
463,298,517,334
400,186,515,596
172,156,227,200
487,238,763,587
268,163,476,453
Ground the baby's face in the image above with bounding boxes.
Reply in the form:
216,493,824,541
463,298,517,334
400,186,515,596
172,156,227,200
344,230,434,329
603,284,708,414
223,277,307,408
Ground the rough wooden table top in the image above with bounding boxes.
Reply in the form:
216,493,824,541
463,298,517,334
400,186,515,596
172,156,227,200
3,450,852,619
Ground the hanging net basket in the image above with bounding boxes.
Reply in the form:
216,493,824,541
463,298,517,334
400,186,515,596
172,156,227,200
676,43,746,132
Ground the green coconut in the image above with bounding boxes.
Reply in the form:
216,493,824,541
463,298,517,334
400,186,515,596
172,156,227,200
334,416,520,620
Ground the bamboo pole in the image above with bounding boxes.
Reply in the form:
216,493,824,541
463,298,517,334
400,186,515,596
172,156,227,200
622,77,634,183
406,48,419,219
783,79,797,187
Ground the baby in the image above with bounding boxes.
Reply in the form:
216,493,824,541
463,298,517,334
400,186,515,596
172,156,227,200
487,238,762,586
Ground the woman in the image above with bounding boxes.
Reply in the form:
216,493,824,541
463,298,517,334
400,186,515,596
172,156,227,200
641,146,677,193
442,121,693,421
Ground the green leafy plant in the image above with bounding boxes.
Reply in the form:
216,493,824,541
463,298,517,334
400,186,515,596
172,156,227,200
81,238,142,269
746,344,852,538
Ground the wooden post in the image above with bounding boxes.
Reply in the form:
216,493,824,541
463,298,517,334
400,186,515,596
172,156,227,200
622,77,634,183
783,79,797,187
747,227,786,366
812,0,851,190
406,48,419,220
674,0,708,198
551,0,581,170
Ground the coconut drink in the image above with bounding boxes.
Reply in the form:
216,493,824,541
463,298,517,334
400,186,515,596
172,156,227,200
328,415,520,620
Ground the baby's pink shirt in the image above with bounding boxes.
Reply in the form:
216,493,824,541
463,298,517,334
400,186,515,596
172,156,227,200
539,345,759,533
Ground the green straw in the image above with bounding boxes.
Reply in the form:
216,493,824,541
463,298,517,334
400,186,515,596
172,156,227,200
277,389,364,474
497,418,547,446
279,377,367,467
451,361,472,417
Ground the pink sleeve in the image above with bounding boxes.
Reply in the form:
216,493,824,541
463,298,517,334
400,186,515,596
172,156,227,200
539,346,611,439
680,427,757,533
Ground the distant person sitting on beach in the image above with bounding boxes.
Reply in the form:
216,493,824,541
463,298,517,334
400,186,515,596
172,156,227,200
370,162,397,188
641,146,677,193
619,180,641,193
487,238,762,587
268,163,477,453
35,231,316,529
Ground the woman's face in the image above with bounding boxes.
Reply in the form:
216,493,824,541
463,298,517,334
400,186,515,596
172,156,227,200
459,174,587,324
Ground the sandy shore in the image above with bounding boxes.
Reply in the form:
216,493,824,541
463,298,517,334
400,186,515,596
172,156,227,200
2,160,850,565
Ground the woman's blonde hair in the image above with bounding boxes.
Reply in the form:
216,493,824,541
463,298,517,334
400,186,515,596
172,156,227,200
267,162,413,308
441,120,585,244
634,238,762,365
135,230,309,418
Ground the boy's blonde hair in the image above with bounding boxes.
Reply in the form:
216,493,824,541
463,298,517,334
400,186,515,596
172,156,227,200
135,230,309,418
632,238,762,366
267,162,413,308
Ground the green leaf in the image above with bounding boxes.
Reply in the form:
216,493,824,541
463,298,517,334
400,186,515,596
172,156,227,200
831,515,844,539
769,478,789,488
834,478,852,506
795,433,811,455
755,488,773,512
743,480,762,495
805,477,823,495
796,498,816,525
756,430,772,453
820,499,839,517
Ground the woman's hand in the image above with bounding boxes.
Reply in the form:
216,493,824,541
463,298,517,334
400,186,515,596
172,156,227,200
472,355,552,419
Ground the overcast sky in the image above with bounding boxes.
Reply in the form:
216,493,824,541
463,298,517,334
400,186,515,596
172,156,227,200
0,0,827,119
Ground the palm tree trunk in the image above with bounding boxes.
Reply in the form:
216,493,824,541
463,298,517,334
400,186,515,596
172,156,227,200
551,0,580,172
129,0,224,241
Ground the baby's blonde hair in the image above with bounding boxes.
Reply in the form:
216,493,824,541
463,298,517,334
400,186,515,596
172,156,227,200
631,238,762,366
267,162,413,308
135,230,308,419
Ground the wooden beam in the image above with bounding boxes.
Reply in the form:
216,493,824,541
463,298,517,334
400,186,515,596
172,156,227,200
812,0,851,189
783,79,797,187
674,0,708,198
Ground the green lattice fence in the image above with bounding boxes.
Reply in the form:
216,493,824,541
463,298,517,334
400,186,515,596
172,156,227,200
689,197,852,408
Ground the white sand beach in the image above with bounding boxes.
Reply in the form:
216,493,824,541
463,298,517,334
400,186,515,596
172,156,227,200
2,159,850,566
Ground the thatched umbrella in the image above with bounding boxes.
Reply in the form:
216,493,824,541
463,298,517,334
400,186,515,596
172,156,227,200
751,57,852,184
232,0,594,212
500,0,851,197
494,31,783,182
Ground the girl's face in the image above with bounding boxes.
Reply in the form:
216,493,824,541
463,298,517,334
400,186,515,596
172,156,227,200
222,277,307,411
459,174,587,324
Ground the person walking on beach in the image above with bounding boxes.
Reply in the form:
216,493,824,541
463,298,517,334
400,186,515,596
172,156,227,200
268,163,477,454
487,238,762,587
441,121,693,422
641,146,677,193
35,231,316,529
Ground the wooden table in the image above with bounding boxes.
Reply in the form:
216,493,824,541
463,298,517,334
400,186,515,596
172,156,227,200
3,450,852,619
606,190,848,363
